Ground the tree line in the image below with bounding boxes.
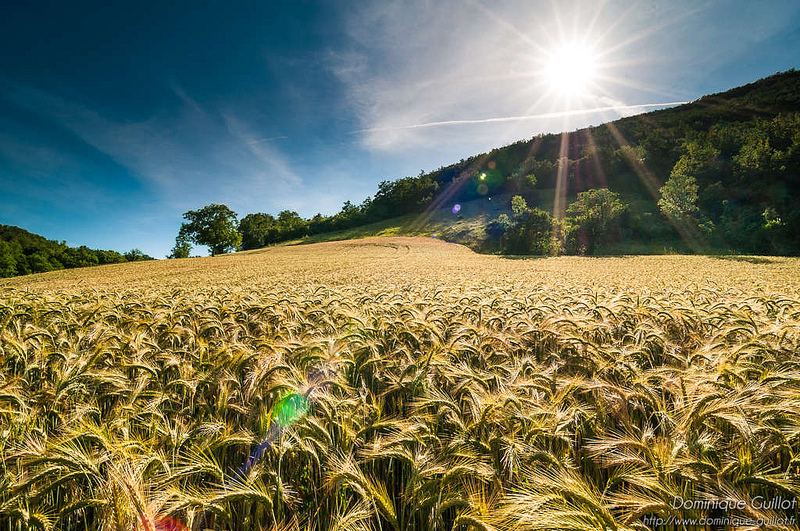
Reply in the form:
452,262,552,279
0,225,153,278
169,173,440,257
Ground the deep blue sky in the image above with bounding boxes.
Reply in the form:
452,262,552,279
2,0,799,257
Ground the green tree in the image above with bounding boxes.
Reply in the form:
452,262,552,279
511,195,529,221
179,204,242,256
60,246,100,268
238,213,276,250
331,200,364,231
508,157,540,196
502,207,554,255
0,240,18,277
565,188,627,254
123,249,154,261
95,250,126,265
658,172,699,221
658,141,720,251
488,214,513,238
168,235,192,258
368,174,439,219
27,251,56,273
276,210,305,240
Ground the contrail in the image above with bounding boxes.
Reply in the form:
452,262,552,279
247,135,288,144
353,101,690,133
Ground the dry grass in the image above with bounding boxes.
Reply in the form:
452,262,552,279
2,237,800,531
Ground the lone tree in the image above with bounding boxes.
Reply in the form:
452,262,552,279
178,204,241,256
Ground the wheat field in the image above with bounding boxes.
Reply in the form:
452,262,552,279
2,237,800,531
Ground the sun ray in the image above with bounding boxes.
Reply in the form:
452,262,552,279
403,153,493,233
581,127,608,190
601,120,662,199
594,3,710,60
593,73,694,100
467,0,550,55
553,130,570,222
598,117,712,252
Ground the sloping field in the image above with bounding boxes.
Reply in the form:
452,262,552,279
4,236,799,292
2,238,800,531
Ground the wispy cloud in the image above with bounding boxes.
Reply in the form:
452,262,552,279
220,112,302,190
247,136,288,144
0,133,109,210
6,83,302,213
352,101,689,133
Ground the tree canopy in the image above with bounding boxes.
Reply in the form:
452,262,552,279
179,204,242,256
565,189,627,255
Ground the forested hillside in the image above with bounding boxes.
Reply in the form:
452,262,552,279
0,225,153,278
234,70,800,255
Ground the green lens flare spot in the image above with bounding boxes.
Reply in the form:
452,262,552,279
272,392,309,427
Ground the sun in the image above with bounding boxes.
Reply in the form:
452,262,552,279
542,42,598,98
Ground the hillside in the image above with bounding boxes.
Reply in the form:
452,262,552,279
239,70,800,256
0,224,153,278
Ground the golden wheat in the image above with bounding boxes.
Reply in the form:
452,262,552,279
1,238,799,531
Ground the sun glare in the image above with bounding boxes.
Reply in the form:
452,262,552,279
543,43,598,98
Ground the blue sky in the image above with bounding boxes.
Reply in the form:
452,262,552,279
1,0,799,258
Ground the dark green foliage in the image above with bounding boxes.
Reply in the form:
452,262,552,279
179,204,242,256
667,112,800,254
169,234,192,259
275,210,306,240
238,213,278,250
367,173,439,219
0,240,17,277
59,246,100,268
503,208,555,255
123,249,155,262
487,214,513,239
565,189,627,255
232,173,440,249
511,195,529,221
0,224,146,278
94,250,128,265
491,196,555,255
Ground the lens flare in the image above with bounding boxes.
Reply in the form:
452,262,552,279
154,516,188,531
452,204,462,214
272,392,309,428
196,362,332,530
